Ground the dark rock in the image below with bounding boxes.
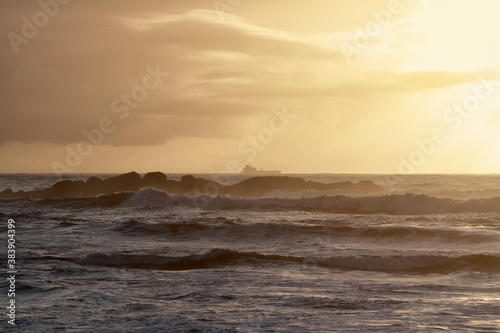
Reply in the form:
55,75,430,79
51,180,74,192
180,175,222,194
224,177,383,197
180,175,196,186
353,180,383,192
141,172,168,189
51,180,86,197
224,176,307,197
86,176,103,187
102,172,141,193
85,176,104,195
0,172,385,200
0,188,13,198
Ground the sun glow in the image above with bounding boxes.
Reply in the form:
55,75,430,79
399,0,500,73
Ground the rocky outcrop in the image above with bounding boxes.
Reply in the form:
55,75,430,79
102,172,142,193
51,180,86,197
180,175,222,194
0,172,383,199
141,172,168,189
0,172,155,199
223,176,383,197
224,176,306,197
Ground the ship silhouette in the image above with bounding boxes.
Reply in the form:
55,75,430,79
240,164,281,175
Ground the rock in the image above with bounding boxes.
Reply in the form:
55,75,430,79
224,176,307,197
353,180,383,192
51,180,86,197
14,190,26,199
0,172,385,200
102,172,141,193
0,188,13,198
180,175,221,194
141,172,168,189
85,176,104,196
180,175,196,187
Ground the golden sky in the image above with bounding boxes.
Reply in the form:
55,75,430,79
1,0,500,173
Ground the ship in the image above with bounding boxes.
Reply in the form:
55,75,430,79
240,164,281,175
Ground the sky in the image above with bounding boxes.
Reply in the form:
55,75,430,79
1,0,500,174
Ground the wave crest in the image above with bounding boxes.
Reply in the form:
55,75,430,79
111,218,499,244
121,188,500,215
69,249,500,274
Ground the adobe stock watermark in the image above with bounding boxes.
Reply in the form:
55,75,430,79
339,0,403,63
384,75,499,188
213,0,243,21
6,219,17,326
192,106,295,208
51,65,169,174
7,0,71,54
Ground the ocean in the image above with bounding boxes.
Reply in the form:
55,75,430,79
1,173,499,332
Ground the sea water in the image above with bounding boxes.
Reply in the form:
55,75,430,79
0,174,499,332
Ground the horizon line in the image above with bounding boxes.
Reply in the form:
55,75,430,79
0,172,499,176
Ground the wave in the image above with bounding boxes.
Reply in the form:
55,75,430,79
39,192,134,208
120,188,500,215
74,249,284,271
401,187,500,200
112,219,499,244
45,249,500,274
113,219,210,235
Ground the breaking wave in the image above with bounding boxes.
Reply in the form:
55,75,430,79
111,219,500,244
49,249,500,274
120,188,500,215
